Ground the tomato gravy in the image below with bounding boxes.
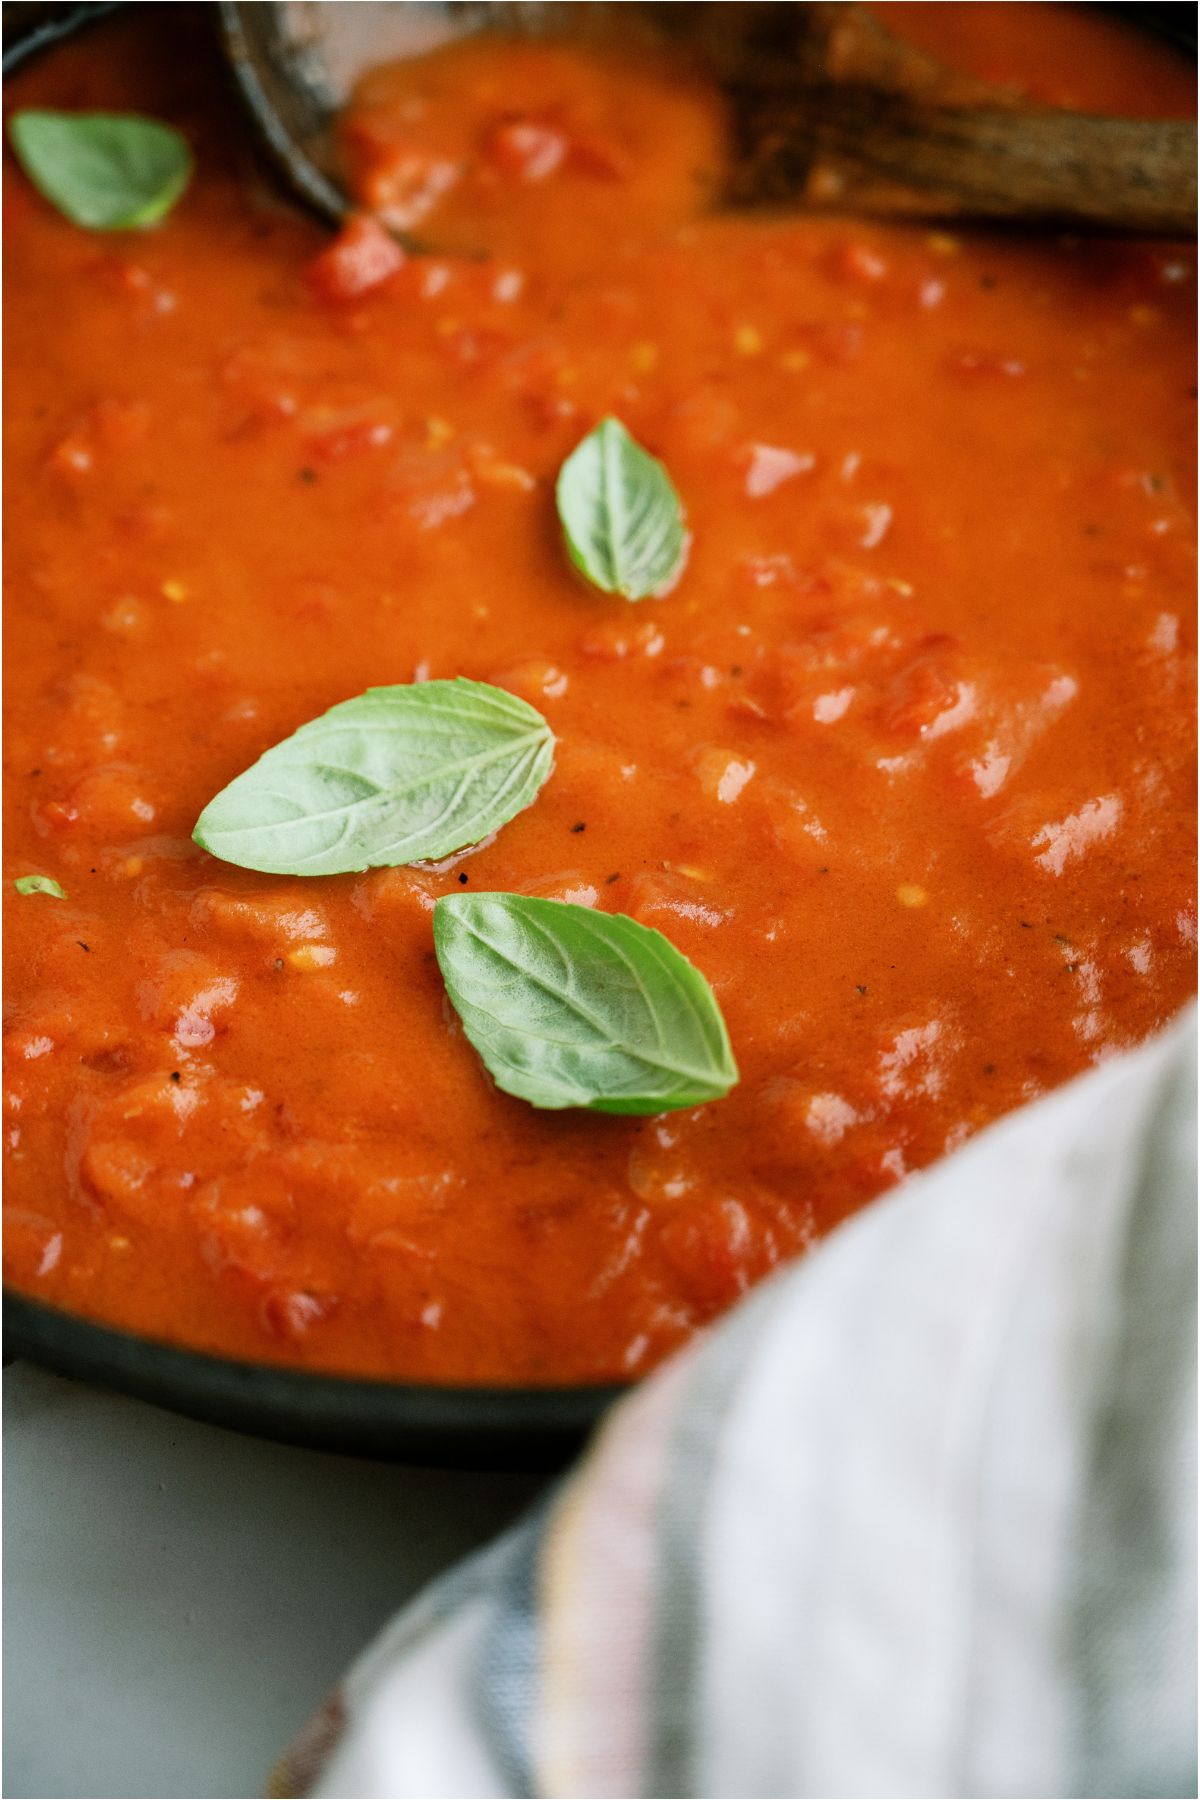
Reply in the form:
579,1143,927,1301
4,5,1195,1382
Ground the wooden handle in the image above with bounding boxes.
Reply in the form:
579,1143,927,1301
800,93,1197,236
703,2,1196,237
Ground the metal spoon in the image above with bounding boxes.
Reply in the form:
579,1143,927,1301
217,0,1196,239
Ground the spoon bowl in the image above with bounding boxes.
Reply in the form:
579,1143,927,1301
217,0,1196,239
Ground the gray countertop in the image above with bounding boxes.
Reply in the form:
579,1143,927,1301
3,1364,547,1799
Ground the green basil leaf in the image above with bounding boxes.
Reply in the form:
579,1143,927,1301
13,875,67,898
434,892,737,1114
556,416,688,600
194,679,555,877
7,110,192,230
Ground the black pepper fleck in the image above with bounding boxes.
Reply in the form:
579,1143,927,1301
170,1071,181,1083
605,872,621,884
76,941,90,952
299,467,318,483
458,872,469,884
571,822,586,833
855,984,867,995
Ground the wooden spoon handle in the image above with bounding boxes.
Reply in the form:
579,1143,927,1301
799,94,1196,236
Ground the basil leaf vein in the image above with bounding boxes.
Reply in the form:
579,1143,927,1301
434,892,737,1114
8,110,192,230
193,679,555,876
13,875,67,898
556,417,688,600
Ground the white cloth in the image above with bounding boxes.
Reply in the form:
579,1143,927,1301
276,1009,1197,1800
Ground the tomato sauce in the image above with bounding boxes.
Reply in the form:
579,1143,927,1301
4,5,1195,1383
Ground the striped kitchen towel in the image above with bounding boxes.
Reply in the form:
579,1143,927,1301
274,1007,1197,1799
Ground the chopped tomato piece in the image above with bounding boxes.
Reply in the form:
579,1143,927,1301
567,131,632,180
484,117,568,182
305,214,405,304
658,1197,779,1318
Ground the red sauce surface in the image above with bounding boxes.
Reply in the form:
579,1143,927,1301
4,5,1195,1383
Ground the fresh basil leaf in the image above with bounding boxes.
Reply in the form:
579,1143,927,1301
194,679,555,877
13,875,67,898
556,416,688,600
434,892,737,1114
7,110,192,230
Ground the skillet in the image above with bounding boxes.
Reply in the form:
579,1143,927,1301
2,0,1192,1466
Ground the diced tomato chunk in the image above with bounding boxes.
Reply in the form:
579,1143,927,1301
658,1196,779,1318
828,241,889,285
879,638,964,737
484,117,568,182
568,131,631,180
261,1288,337,1342
305,214,404,305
